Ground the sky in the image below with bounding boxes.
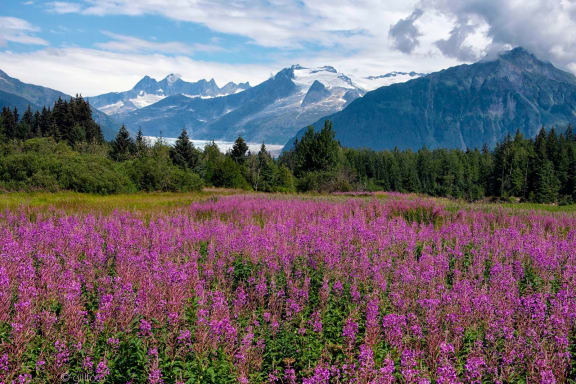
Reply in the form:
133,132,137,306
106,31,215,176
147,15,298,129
1,0,576,96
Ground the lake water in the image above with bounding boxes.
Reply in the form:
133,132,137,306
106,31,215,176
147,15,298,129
144,137,285,157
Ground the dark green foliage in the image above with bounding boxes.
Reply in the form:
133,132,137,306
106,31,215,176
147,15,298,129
284,120,340,177
210,156,251,190
110,124,135,161
0,138,134,194
338,125,576,204
1,96,104,145
170,129,200,169
123,141,203,192
533,160,560,203
1,106,18,139
108,337,148,382
248,144,295,192
2,99,575,202
135,127,148,157
230,136,249,165
280,120,346,192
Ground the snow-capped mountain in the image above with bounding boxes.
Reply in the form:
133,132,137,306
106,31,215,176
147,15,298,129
286,47,576,151
121,65,365,144
354,71,425,91
89,74,250,115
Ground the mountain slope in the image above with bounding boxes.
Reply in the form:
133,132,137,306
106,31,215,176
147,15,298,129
0,70,118,140
89,74,250,115
0,90,40,112
122,65,365,144
286,47,576,151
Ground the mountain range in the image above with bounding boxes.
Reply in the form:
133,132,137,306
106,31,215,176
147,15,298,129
117,65,367,144
287,47,576,151
1,47,575,150
89,74,250,115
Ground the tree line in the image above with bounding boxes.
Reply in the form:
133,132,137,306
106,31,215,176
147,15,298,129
279,121,576,204
0,98,294,194
1,98,575,203
1,96,103,144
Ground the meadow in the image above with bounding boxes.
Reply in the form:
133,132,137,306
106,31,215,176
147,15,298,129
0,192,575,383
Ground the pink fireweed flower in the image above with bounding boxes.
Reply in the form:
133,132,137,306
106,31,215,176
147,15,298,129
140,319,153,336
343,317,359,345
95,359,110,382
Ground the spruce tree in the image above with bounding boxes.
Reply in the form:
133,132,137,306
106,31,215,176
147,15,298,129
289,120,340,176
135,127,148,156
256,143,274,191
39,107,52,137
110,124,135,161
230,136,249,165
1,107,17,139
32,110,41,137
17,105,34,139
534,160,560,203
170,129,199,169
52,98,73,140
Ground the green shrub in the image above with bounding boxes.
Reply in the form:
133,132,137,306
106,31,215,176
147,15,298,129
123,156,203,192
0,138,134,194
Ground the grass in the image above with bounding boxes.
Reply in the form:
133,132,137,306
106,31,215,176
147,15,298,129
1,190,575,215
0,190,235,213
498,201,576,212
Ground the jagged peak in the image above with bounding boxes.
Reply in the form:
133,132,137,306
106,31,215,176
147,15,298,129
496,47,541,64
308,80,327,90
133,75,158,89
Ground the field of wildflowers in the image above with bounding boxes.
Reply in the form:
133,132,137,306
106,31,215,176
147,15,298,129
1,194,575,383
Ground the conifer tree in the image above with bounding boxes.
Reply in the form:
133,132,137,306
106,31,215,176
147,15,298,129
0,107,17,139
110,124,135,161
255,143,274,191
39,107,52,137
32,110,41,137
17,105,34,139
288,120,340,176
135,127,148,156
170,128,199,169
534,160,560,203
230,136,249,165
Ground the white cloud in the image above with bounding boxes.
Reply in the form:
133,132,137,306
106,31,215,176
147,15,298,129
0,47,275,96
45,0,418,49
0,16,49,46
94,32,226,55
399,0,576,68
5,0,575,97
48,1,83,14
43,0,576,72
0,43,460,98
95,32,195,54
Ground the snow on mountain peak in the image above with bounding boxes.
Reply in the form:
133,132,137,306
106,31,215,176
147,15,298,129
166,73,182,84
292,65,361,91
355,71,425,91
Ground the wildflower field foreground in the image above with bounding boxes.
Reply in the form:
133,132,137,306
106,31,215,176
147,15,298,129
1,194,576,383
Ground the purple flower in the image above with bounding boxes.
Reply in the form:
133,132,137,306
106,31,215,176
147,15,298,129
342,317,359,344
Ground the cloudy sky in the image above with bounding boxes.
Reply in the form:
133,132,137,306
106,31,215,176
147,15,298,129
1,0,576,96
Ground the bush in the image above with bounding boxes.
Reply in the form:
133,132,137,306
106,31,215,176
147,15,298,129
297,170,353,193
123,156,203,192
0,149,135,194
207,156,251,190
